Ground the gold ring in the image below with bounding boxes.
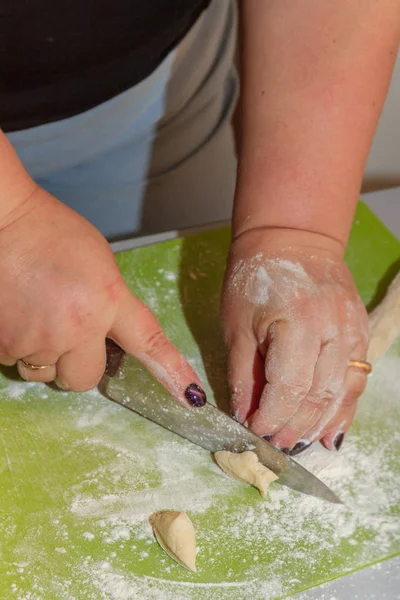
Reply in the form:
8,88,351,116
20,359,52,371
348,360,372,375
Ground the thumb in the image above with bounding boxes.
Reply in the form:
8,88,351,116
109,286,207,408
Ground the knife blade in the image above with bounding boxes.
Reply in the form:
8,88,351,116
100,345,342,505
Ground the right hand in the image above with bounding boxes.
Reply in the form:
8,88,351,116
0,184,205,405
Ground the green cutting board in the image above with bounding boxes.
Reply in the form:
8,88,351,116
1,202,399,600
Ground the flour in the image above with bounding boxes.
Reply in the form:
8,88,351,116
63,356,400,599
1,349,399,600
71,440,232,526
252,266,273,305
1,380,44,399
164,271,177,282
228,254,315,306
84,564,284,600
274,259,309,280
76,397,116,430
359,354,400,418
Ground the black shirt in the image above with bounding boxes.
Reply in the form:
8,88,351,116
0,0,210,132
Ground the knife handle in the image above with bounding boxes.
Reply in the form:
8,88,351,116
105,338,124,377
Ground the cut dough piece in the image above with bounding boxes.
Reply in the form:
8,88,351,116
214,450,278,496
367,270,400,365
149,511,196,572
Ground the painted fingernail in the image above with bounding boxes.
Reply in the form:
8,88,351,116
281,448,290,455
184,383,207,407
333,432,345,451
261,434,273,442
289,441,311,456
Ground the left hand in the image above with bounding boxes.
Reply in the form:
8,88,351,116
221,227,369,455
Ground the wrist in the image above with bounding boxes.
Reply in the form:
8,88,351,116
233,158,359,249
230,226,346,261
0,132,38,228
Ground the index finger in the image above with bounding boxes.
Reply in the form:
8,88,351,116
109,286,207,408
248,321,320,439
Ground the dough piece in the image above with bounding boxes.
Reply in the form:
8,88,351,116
367,271,400,365
149,511,196,572
214,450,278,496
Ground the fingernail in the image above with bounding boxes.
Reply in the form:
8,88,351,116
184,383,207,407
289,441,311,456
333,432,345,451
261,434,273,442
55,376,69,391
281,448,290,455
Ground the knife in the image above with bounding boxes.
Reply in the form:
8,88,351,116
100,342,342,505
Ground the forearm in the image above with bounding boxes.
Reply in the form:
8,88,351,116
0,131,37,226
234,0,400,246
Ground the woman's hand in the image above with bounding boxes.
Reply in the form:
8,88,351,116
221,227,369,454
0,185,205,406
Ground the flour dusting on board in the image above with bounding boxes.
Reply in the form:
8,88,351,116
2,380,47,399
1,351,400,600
70,440,232,525
70,355,399,597
84,565,284,600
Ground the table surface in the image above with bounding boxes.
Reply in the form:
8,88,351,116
111,187,400,600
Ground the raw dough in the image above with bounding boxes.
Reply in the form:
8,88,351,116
214,450,278,496
367,271,400,365
149,511,196,572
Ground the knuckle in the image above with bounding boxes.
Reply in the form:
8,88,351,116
141,328,170,357
73,382,98,392
304,390,333,406
355,333,368,352
65,286,112,332
0,355,15,366
341,388,362,409
59,357,105,392
29,351,60,366
302,402,325,424
37,372,56,384
300,398,325,421
266,369,313,396
68,294,95,326
281,382,311,399
0,334,16,358
347,369,368,392
67,375,100,392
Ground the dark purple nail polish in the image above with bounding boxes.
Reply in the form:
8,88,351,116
184,383,207,407
334,432,345,451
281,448,290,455
289,441,311,456
261,434,273,442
